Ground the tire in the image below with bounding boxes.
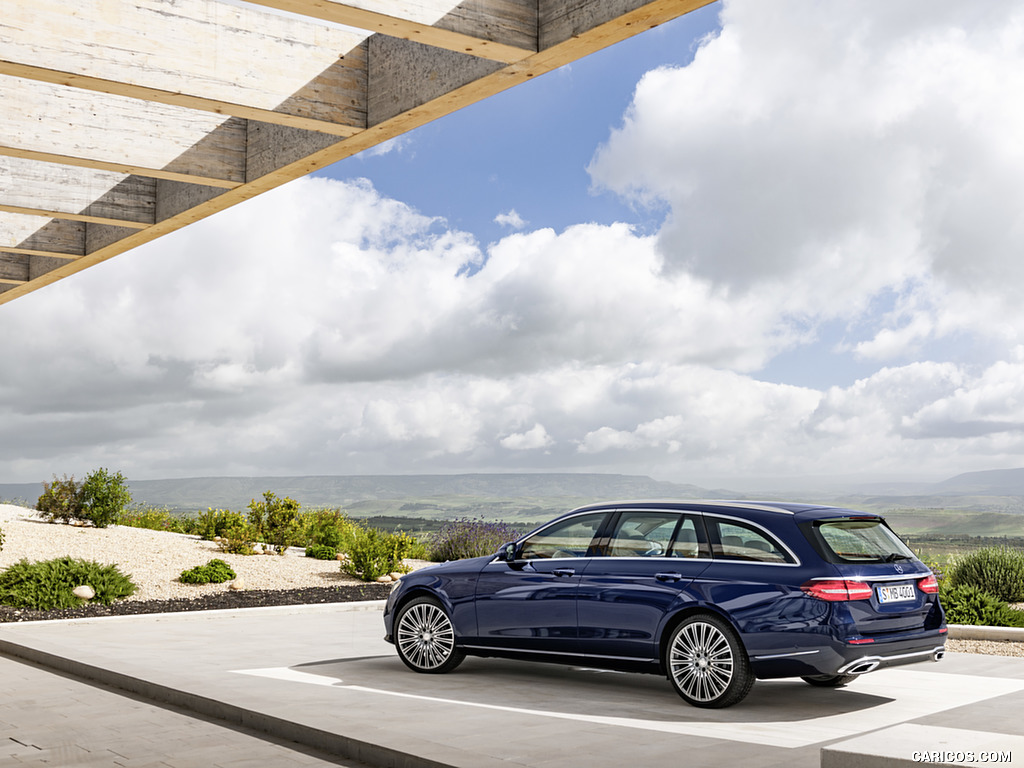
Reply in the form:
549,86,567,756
394,596,466,674
665,614,754,708
801,674,857,688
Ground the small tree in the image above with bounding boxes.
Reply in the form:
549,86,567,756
247,491,300,554
79,468,132,528
37,474,84,524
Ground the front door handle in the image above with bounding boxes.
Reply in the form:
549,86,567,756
655,572,683,582
553,568,576,577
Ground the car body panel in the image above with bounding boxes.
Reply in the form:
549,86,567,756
383,500,947,703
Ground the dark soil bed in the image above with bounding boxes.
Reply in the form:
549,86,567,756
0,584,393,623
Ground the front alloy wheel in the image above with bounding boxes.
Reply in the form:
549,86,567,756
666,614,753,708
395,597,466,674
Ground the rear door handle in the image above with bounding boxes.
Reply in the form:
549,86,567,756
655,572,683,582
553,568,576,577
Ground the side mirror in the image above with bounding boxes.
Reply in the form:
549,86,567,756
499,542,517,562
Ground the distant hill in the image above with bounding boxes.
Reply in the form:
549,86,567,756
934,468,1024,496
0,473,721,518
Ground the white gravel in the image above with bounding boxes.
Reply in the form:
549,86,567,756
0,503,368,601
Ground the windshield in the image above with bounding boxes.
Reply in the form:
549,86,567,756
814,519,915,563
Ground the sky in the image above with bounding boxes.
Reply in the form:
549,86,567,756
2,0,1024,490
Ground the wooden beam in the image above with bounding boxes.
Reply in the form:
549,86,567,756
0,146,240,189
242,0,536,63
0,61,364,138
0,278,26,285
0,204,150,230
0,0,718,306
0,247,81,260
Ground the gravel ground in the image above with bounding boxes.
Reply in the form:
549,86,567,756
0,503,398,622
1,504,1022,659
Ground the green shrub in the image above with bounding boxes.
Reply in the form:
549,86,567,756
429,518,522,562
36,474,83,524
215,518,258,556
247,492,300,554
946,546,1024,603
0,557,136,610
940,582,1024,628
305,544,338,560
343,526,416,582
194,508,249,541
117,504,189,533
78,468,132,529
179,559,236,585
296,508,355,550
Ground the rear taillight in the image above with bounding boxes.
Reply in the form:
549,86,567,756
918,574,939,594
801,579,873,601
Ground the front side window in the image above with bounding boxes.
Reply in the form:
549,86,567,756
813,519,915,563
519,512,606,559
606,512,679,557
708,518,793,563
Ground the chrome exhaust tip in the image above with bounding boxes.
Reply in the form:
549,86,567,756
932,648,945,662
839,657,882,675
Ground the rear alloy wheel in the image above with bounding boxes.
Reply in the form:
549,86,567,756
801,674,857,688
666,614,754,708
395,597,466,674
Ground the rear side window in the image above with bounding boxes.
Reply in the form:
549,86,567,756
707,518,793,564
606,511,678,557
812,519,915,563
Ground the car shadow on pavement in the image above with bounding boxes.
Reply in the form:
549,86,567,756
293,655,892,724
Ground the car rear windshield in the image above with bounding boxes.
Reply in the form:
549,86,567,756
811,519,915,563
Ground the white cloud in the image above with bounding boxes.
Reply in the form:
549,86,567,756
494,209,526,229
1,1,1023,487
500,424,553,451
589,0,1024,355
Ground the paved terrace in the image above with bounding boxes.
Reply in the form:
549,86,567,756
1,603,1023,768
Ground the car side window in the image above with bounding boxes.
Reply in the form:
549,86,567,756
519,512,606,559
606,512,679,557
709,518,792,563
667,515,707,559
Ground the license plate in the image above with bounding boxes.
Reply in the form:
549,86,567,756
877,584,915,603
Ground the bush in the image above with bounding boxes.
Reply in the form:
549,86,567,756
306,544,338,561
194,509,249,541
78,468,132,528
947,546,1024,603
0,523,4,553
296,508,355,551
179,559,236,585
247,492,300,554
429,518,522,562
117,504,189,533
215,517,258,556
0,557,136,610
940,582,1024,628
343,527,417,582
36,474,83,524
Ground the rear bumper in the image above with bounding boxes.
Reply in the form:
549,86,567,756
838,644,945,675
750,628,947,680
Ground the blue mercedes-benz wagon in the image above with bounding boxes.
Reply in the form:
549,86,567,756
383,501,946,708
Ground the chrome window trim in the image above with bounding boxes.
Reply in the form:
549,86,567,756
703,513,803,567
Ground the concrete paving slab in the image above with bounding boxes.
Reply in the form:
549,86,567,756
1,602,1023,768
0,652,371,767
